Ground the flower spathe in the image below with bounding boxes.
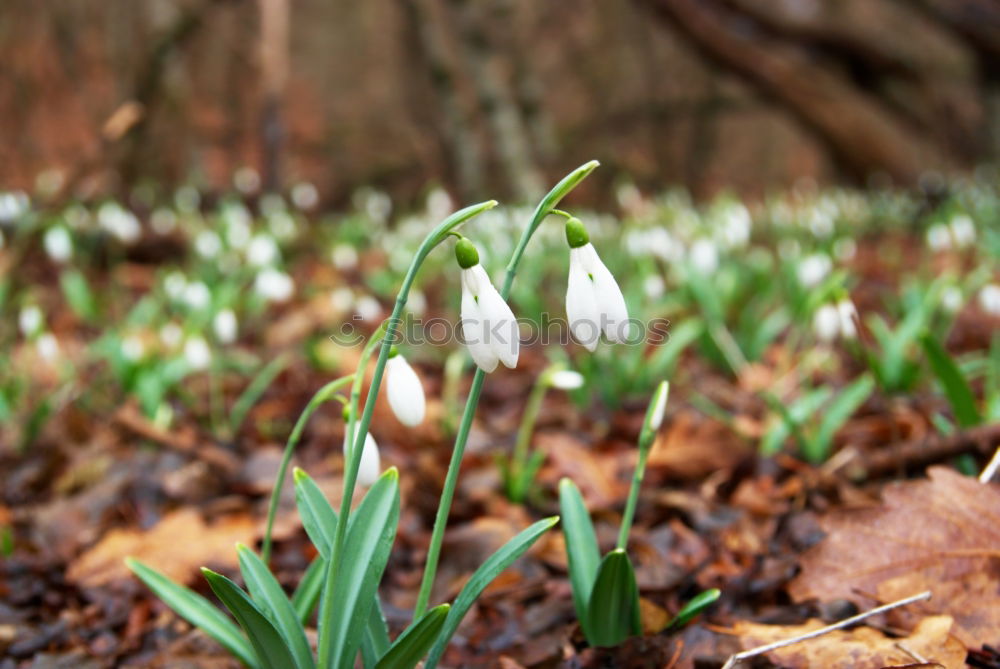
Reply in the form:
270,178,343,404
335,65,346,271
344,428,381,487
386,352,425,426
457,239,519,373
564,218,629,351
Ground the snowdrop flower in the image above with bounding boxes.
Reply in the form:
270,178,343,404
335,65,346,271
213,308,238,344
254,268,294,302
950,214,975,247
163,271,187,300
247,234,279,267
194,230,222,258
643,274,665,299
330,287,354,313
331,243,359,271
457,238,519,372
268,211,297,240
386,349,425,426
150,208,177,235
426,187,454,222
797,253,832,288
175,185,201,214
979,283,1000,317
223,204,252,249
36,332,60,361
122,334,146,361
43,226,73,262
548,369,585,390
941,286,963,313
233,167,260,194
344,422,381,487
98,202,141,243
19,305,43,337
0,191,29,222
564,218,630,351
355,295,382,322
812,304,840,343
182,281,211,310
159,322,183,349
926,223,950,252
689,238,719,274
406,289,427,317
836,298,858,340
833,237,856,261
183,336,212,370
720,204,752,248
291,182,319,210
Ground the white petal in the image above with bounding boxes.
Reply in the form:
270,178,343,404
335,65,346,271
837,299,858,339
566,246,602,351
549,370,584,390
344,430,381,487
460,268,499,372
813,304,840,342
583,246,630,343
477,282,519,369
387,356,425,426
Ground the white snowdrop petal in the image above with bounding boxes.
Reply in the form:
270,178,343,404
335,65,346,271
566,247,602,352
549,370,584,390
837,299,858,340
979,283,1000,317
387,356,425,426
460,281,499,373
213,309,238,344
479,283,519,369
344,430,381,487
813,304,840,343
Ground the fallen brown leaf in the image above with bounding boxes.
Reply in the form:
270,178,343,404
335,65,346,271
789,467,1000,647
732,615,965,669
67,508,255,588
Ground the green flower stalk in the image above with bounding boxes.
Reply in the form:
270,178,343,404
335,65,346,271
317,200,497,668
617,380,668,550
414,160,600,620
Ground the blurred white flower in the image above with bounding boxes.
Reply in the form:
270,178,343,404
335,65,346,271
426,187,454,222
979,283,1000,317
344,428,381,487
194,230,222,258
950,214,975,247
291,182,319,210
254,268,294,302
268,211,297,239
19,305,43,337
615,182,644,214
183,336,212,370
406,289,427,317
643,274,666,299
224,204,252,249
836,298,858,339
356,295,382,322
833,237,856,261
689,238,719,275
122,335,146,361
720,204,752,248
182,281,211,310
797,253,832,288
549,369,585,390
213,308,238,344
260,193,286,217
233,167,260,194
364,190,392,224
386,354,425,426
98,202,141,243
36,332,60,361
812,304,840,343
941,286,963,313
175,185,201,214
151,208,178,235
43,226,73,262
159,322,183,349
926,223,951,252
331,243,359,271
163,271,187,300
247,234,279,267
330,287,354,313
0,191,30,222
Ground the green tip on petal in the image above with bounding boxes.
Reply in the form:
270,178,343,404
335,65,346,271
388,345,400,359
342,405,352,421
455,237,480,269
565,217,590,248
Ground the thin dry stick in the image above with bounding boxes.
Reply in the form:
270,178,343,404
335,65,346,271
720,590,932,669
979,446,1000,483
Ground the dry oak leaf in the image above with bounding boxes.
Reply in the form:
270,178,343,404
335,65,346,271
67,508,255,588
789,467,1000,647
732,615,966,669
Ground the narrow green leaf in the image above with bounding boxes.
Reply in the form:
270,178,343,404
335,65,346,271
808,374,875,463
374,604,450,669
291,555,326,624
585,549,641,648
425,516,559,669
665,588,720,631
59,269,97,321
324,467,400,669
558,478,600,638
921,334,982,428
202,568,297,669
362,597,392,668
294,467,337,558
236,545,315,669
229,353,290,435
126,558,258,669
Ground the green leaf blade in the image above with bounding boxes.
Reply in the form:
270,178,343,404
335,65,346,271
558,478,600,637
921,334,982,428
809,374,875,463
374,604,450,669
294,467,338,558
585,549,641,648
202,568,297,669
126,558,258,669
666,588,721,630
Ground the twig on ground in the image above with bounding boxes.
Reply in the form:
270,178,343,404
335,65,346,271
979,446,1000,483
719,590,932,669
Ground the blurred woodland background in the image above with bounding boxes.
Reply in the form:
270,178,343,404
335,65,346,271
2,0,999,205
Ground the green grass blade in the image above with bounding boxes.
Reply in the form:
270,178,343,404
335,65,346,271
236,545,315,669
558,478,600,638
425,516,559,669
291,555,326,624
921,334,982,428
585,549,641,648
126,558,258,669
323,468,400,669
665,588,720,630
294,467,338,558
202,568,297,669
229,353,290,435
374,604,450,669
362,597,392,667
808,374,875,463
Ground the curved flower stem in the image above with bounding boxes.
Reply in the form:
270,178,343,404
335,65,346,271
413,160,600,619
317,200,497,669
261,373,354,563
616,448,649,550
